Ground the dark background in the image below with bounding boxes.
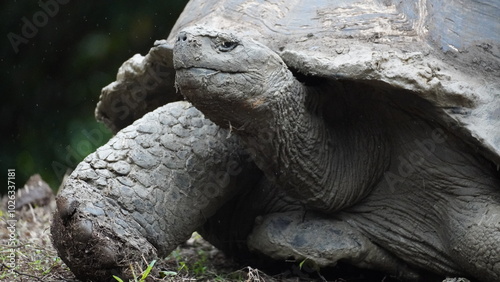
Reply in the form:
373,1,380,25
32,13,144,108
1,1,189,193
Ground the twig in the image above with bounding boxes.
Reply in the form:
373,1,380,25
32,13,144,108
1,263,44,281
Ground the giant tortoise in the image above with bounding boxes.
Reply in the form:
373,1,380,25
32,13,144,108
51,0,500,281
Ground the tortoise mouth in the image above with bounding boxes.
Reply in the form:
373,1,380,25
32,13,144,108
177,67,220,75
175,67,247,92
176,66,245,75
175,68,218,91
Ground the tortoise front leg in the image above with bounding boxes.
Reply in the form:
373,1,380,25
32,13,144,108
247,211,424,281
51,101,259,281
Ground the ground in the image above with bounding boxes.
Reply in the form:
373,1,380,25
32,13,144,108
0,175,472,282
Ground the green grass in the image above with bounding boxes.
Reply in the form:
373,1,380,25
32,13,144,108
169,249,208,276
113,260,156,282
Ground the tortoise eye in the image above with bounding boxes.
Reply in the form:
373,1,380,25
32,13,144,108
218,41,238,52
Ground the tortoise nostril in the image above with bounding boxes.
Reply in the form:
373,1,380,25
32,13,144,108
178,32,188,42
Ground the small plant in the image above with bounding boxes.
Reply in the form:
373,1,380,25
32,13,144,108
140,259,156,280
113,259,156,282
298,258,326,281
299,258,320,272
178,260,189,272
191,250,208,275
159,270,178,278
166,247,210,277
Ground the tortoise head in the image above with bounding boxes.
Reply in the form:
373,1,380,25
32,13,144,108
173,26,294,128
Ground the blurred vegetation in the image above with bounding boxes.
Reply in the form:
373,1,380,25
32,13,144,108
1,1,189,193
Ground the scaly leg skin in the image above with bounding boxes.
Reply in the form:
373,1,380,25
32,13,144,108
51,101,259,281
247,211,424,281
444,194,500,281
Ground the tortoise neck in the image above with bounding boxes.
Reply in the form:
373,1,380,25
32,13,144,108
244,78,391,212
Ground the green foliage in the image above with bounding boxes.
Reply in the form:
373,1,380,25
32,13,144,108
159,270,178,277
299,258,306,270
169,249,209,276
0,1,189,193
298,258,324,280
141,259,156,280
112,259,156,282
192,250,208,275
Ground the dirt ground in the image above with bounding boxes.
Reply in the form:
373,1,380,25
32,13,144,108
0,195,372,282
0,176,471,282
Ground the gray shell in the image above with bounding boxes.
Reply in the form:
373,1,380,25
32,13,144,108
97,0,500,165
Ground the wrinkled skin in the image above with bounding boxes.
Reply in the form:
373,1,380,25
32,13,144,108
51,29,500,282
174,27,500,281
